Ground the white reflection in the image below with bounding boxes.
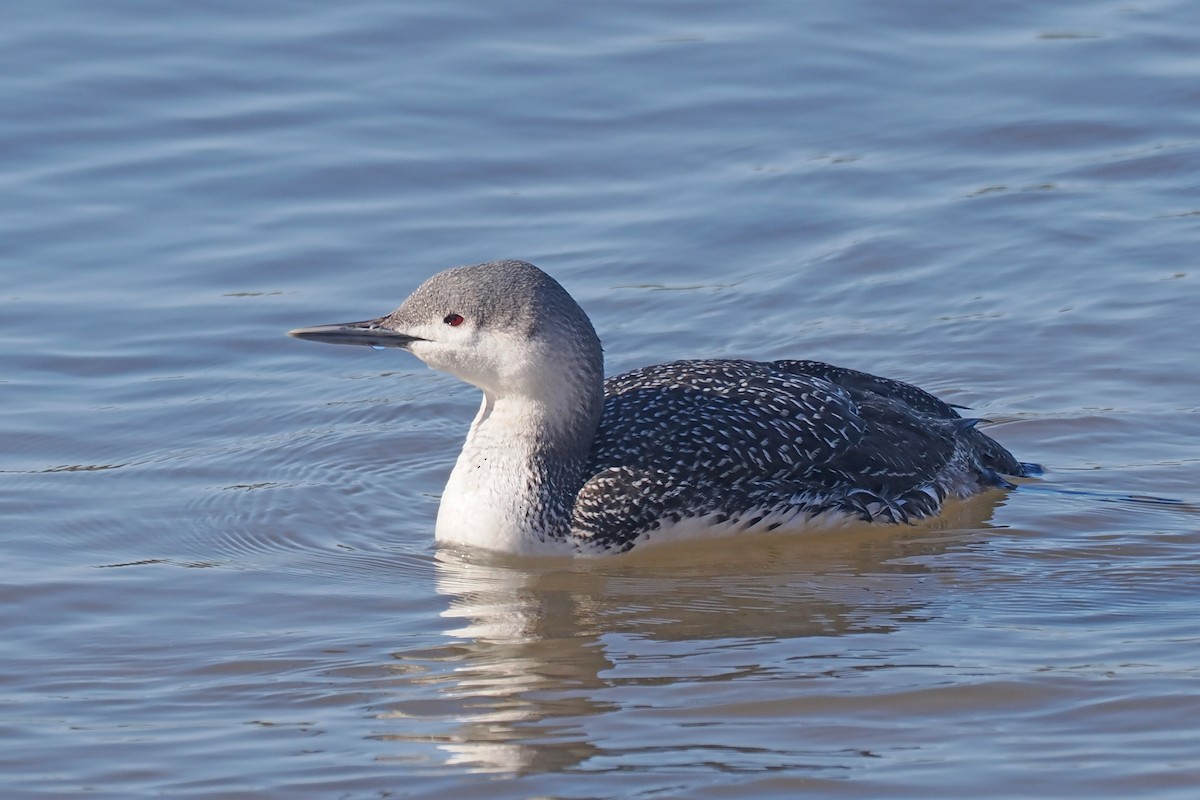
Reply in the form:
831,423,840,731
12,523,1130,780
385,492,1008,773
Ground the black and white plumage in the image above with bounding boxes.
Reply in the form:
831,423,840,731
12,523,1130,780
289,260,1037,555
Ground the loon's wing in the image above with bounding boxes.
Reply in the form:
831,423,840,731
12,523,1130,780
588,358,964,498
776,359,1032,478
590,359,872,479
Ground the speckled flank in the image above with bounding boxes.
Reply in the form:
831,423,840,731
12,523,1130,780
292,260,1038,555
573,359,1033,553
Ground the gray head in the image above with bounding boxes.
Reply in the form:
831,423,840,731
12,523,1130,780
290,260,605,404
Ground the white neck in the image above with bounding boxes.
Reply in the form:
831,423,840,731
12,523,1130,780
434,390,594,554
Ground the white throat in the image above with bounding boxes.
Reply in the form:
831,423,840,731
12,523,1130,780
434,391,586,555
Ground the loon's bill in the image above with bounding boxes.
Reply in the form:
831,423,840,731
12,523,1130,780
288,319,421,349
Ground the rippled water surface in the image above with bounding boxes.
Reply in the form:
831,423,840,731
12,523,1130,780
3,0,1199,797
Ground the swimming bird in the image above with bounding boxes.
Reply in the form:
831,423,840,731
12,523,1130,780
289,260,1037,555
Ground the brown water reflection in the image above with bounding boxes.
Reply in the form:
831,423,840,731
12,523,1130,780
374,494,1009,774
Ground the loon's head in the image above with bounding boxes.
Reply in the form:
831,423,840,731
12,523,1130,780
289,260,603,401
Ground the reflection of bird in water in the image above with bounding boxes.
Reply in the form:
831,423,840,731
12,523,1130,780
291,260,1038,554
378,510,1003,774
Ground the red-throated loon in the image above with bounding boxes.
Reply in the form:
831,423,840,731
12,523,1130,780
289,259,1038,555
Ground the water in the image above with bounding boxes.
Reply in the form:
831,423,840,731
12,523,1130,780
3,0,1199,797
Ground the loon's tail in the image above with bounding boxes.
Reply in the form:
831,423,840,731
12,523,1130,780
959,422,1041,485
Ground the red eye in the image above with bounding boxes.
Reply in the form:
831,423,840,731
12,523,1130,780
443,313,464,327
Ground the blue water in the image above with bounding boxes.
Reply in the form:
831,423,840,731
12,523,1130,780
3,1,1200,797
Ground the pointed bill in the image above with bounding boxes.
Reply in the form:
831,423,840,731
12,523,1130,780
287,318,422,349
